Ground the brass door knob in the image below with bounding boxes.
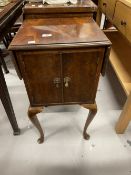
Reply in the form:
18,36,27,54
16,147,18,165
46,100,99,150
103,2,107,6
64,77,71,88
121,20,127,26
53,77,61,88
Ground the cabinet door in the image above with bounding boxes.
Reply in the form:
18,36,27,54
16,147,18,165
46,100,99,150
18,51,62,106
62,49,104,104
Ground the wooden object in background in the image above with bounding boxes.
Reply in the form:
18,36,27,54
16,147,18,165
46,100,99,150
97,0,131,134
96,0,117,26
115,92,131,133
113,0,131,43
92,0,98,5
0,0,25,41
0,49,9,74
105,31,131,95
0,61,20,135
9,17,111,143
0,0,25,134
23,0,97,19
105,30,131,134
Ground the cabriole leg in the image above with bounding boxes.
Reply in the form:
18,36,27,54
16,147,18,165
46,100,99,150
82,103,97,140
28,106,44,144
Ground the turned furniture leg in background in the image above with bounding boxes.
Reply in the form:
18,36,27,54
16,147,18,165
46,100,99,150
28,106,44,144
115,93,131,134
82,103,97,140
0,64,20,135
0,49,9,74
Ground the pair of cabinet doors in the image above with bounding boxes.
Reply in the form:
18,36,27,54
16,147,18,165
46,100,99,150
17,48,104,106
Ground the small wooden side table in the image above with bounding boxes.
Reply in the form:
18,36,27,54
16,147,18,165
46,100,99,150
9,17,111,143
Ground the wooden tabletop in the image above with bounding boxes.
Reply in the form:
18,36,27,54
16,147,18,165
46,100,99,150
24,0,97,14
9,17,111,50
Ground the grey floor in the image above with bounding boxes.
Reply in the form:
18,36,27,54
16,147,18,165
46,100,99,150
0,57,131,175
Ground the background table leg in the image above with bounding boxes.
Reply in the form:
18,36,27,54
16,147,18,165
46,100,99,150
115,93,131,133
0,65,20,135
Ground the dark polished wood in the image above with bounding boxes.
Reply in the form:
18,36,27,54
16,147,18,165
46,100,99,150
0,50,9,74
62,50,104,103
0,61,20,135
28,106,44,143
9,17,111,143
23,0,97,19
0,0,25,135
91,0,98,20
9,17,110,49
0,0,25,41
92,0,98,5
82,103,97,140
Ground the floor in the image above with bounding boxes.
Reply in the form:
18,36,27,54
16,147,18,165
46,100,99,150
0,57,131,175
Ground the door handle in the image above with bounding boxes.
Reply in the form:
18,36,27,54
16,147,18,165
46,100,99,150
64,77,71,88
53,77,61,88
103,2,107,6
121,20,127,26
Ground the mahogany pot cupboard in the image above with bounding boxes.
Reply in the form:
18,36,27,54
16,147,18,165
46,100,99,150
9,17,111,143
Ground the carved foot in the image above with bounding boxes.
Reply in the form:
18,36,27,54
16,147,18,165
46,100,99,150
82,103,97,140
83,132,90,140
28,106,44,144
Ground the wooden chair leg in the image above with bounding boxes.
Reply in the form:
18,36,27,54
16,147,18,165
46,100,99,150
28,106,44,144
82,103,97,140
115,93,131,134
3,38,8,49
0,65,20,135
0,50,9,74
